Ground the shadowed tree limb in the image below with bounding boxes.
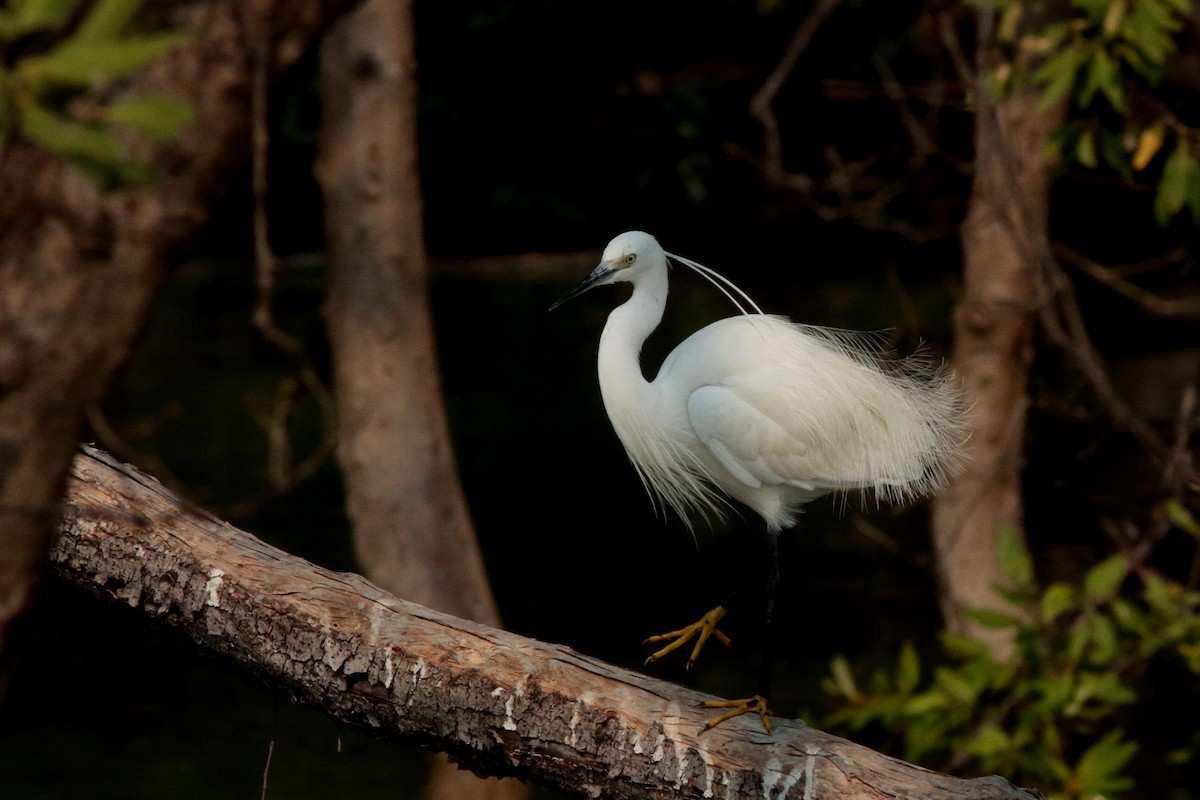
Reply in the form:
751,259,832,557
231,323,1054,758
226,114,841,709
53,446,1043,800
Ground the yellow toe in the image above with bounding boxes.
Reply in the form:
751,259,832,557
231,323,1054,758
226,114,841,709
699,695,773,734
643,606,730,668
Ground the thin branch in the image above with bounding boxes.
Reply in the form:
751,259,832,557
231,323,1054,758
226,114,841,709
236,27,337,517
250,36,305,357
1039,264,1172,465
1166,385,1198,494
872,54,939,159
724,142,957,244
748,0,845,181
744,0,961,244
224,361,337,518
1054,244,1200,321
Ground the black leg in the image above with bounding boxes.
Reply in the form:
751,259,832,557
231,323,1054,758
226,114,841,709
757,525,782,698
694,523,784,734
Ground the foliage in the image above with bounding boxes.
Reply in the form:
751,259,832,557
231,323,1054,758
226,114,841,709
986,0,1199,224
0,0,192,185
823,528,1200,799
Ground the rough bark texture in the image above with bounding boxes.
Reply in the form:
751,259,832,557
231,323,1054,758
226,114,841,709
932,86,1063,657
54,446,1043,800
0,0,354,693
317,0,498,626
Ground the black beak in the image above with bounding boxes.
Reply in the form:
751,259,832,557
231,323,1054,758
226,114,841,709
549,263,616,311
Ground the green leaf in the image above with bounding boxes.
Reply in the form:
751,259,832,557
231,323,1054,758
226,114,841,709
966,724,1011,758
15,100,150,185
1125,0,1181,70
1155,142,1191,224
997,2,1022,44
1080,48,1124,110
6,0,76,37
1179,642,1200,675
1083,554,1127,600
1109,597,1148,634
829,655,861,701
1072,0,1111,23
933,666,978,704
902,691,947,716
1084,613,1119,665
17,100,125,165
1076,127,1098,168
1032,46,1083,111
896,640,921,695
1075,729,1137,795
1143,572,1181,613
1077,671,1136,706
1164,498,1200,537
104,92,193,141
964,607,1024,630
996,527,1035,591
1188,152,1200,224
20,32,188,89
1041,582,1077,623
74,0,147,43
940,631,993,659
1038,671,1075,713
1098,128,1132,179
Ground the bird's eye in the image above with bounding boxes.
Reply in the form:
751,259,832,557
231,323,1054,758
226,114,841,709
624,254,637,265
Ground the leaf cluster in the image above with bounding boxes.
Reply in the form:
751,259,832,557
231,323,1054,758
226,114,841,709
823,529,1200,800
0,0,192,185
987,0,1199,224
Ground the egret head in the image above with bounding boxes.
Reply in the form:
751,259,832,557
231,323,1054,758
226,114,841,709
549,231,666,310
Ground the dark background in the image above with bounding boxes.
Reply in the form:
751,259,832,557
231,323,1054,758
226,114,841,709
3,1,1198,797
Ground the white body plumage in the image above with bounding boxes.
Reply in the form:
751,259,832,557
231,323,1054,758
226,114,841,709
557,231,968,533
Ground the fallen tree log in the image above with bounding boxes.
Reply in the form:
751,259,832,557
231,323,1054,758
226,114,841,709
51,446,1041,800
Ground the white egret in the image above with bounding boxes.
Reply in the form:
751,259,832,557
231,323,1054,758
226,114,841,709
552,231,968,732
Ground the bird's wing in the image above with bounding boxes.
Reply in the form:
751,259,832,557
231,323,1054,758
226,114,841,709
687,383,841,493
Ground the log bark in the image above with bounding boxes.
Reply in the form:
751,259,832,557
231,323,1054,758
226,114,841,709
0,0,355,692
53,446,1043,800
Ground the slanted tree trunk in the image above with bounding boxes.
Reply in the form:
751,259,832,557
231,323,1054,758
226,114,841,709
318,3,519,798
53,446,1042,800
0,0,354,695
933,30,1064,656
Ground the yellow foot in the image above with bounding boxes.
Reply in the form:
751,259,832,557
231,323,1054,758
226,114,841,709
699,695,773,734
643,606,731,669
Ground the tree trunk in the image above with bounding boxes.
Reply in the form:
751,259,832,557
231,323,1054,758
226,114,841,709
54,446,1043,800
933,79,1063,656
318,0,498,625
0,0,354,695
318,2,516,796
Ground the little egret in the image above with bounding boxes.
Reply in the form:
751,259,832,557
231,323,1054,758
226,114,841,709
552,231,968,733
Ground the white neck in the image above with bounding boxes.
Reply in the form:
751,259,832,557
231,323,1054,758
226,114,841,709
597,265,668,411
